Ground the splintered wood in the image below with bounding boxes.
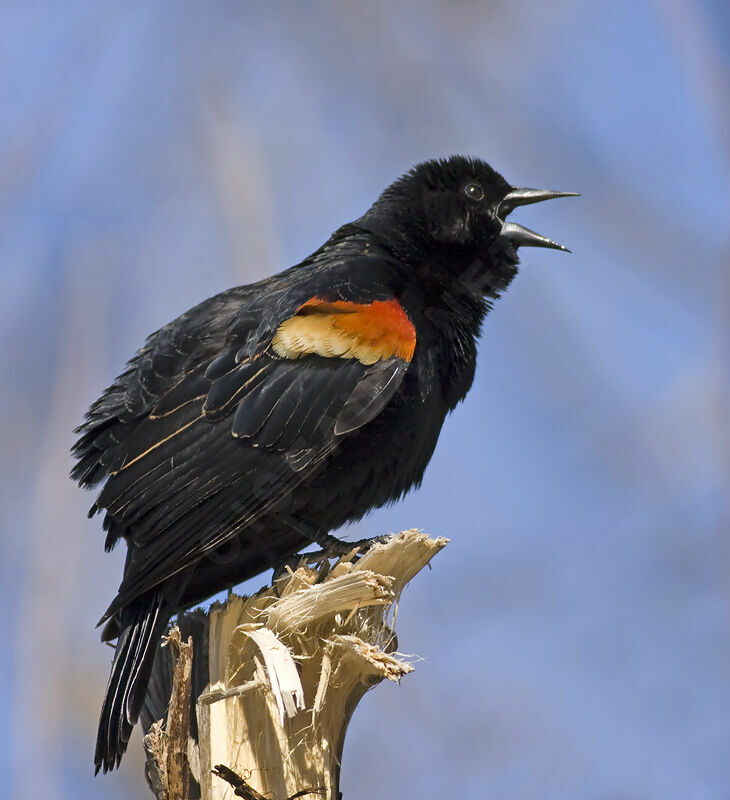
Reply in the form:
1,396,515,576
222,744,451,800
143,628,195,800
195,529,447,800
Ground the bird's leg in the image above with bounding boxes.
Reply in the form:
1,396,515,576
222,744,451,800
273,514,387,574
272,532,386,588
305,528,389,563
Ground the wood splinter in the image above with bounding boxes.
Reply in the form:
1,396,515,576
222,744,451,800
143,627,194,800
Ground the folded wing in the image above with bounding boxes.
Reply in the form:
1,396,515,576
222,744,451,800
72,287,417,619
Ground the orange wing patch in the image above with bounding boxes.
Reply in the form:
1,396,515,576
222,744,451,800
272,298,416,365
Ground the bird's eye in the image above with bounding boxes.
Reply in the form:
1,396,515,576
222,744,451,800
464,182,484,201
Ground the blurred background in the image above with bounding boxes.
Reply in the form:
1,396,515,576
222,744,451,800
1,1,729,798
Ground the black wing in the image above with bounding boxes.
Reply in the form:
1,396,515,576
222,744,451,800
72,258,413,620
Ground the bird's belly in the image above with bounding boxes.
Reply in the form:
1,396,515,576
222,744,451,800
179,393,445,609
291,394,444,530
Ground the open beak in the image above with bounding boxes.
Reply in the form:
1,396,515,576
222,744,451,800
499,186,578,253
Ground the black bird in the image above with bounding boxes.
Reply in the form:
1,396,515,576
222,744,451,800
71,156,576,773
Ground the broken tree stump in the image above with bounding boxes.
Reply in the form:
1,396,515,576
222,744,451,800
144,529,447,800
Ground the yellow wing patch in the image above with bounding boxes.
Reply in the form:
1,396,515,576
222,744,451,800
272,298,416,365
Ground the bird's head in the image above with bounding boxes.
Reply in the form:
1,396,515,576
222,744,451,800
361,155,577,299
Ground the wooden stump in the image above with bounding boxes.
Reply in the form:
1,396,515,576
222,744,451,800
144,529,447,800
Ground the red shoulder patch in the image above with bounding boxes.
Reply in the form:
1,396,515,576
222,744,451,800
272,297,416,365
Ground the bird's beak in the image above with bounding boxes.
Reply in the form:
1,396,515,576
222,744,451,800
498,186,578,253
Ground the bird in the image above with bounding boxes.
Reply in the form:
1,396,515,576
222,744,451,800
71,155,576,774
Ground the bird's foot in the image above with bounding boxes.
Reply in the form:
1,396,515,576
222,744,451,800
306,531,389,564
272,533,389,588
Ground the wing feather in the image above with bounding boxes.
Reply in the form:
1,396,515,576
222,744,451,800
335,358,408,435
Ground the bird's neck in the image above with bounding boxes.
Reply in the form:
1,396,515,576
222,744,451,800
416,244,519,330
357,206,520,307
407,250,520,410
356,204,433,263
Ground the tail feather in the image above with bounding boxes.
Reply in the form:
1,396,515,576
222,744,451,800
95,592,171,774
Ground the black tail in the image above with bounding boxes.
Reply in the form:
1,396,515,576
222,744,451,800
95,591,174,773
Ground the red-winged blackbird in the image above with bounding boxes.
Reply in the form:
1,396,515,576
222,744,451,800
71,156,575,773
